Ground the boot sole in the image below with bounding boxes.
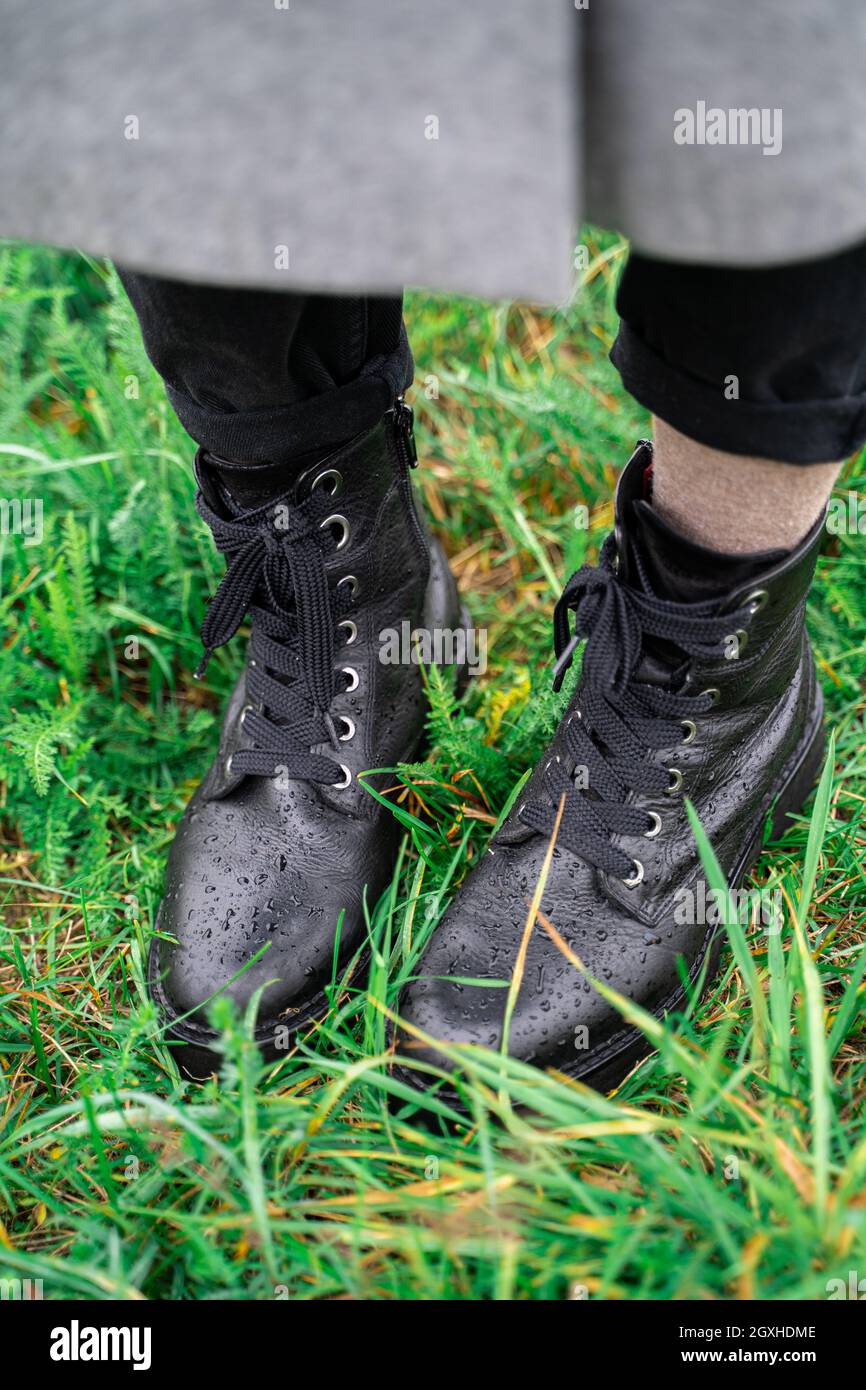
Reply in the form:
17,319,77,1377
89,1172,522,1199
147,602,476,1081
390,690,827,1105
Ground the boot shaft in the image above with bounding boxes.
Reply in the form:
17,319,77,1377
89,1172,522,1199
197,404,461,813
613,440,824,711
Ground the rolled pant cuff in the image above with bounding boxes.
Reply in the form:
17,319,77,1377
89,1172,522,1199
167,371,399,464
610,321,866,464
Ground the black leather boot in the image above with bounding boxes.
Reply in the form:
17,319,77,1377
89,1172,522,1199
149,401,467,1077
395,441,826,1093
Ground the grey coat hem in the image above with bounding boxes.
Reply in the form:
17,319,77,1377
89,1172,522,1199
2,0,864,303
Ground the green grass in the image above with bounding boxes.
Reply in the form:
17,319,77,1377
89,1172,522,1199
1,235,865,1300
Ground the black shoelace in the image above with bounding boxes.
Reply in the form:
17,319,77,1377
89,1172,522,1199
518,534,753,878
194,479,352,784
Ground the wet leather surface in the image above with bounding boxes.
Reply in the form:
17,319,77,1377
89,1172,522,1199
153,416,463,1036
397,446,824,1080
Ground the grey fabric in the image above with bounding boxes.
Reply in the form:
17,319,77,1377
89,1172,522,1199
584,1,866,269
1,0,864,304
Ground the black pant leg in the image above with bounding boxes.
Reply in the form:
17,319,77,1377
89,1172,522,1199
117,268,413,463
610,239,866,463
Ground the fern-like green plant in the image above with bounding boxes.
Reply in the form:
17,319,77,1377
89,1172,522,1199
2,704,81,796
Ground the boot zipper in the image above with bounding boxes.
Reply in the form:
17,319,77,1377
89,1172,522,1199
389,395,429,574
391,395,418,467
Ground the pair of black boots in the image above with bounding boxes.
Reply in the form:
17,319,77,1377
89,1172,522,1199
149,404,825,1088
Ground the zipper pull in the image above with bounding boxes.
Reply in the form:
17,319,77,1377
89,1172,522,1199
393,395,418,466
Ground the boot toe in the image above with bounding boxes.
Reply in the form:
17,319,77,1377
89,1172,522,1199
152,784,384,1042
394,842,693,1087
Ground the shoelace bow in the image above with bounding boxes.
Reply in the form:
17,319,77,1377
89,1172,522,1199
519,533,753,877
195,484,351,783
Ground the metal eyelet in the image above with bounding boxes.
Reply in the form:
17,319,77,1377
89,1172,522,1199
666,767,683,795
331,764,352,789
723,629,749,659
337,574,360,599
337,715,356,742
644,811,662,839
225,753,235,776
744,588,769,615
320,514,351,550
623,859,644,887
341,666,359,692
338,618,358,645
681,719,696,745
240,703,255,730
311,467,343,498
701,687,721,706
